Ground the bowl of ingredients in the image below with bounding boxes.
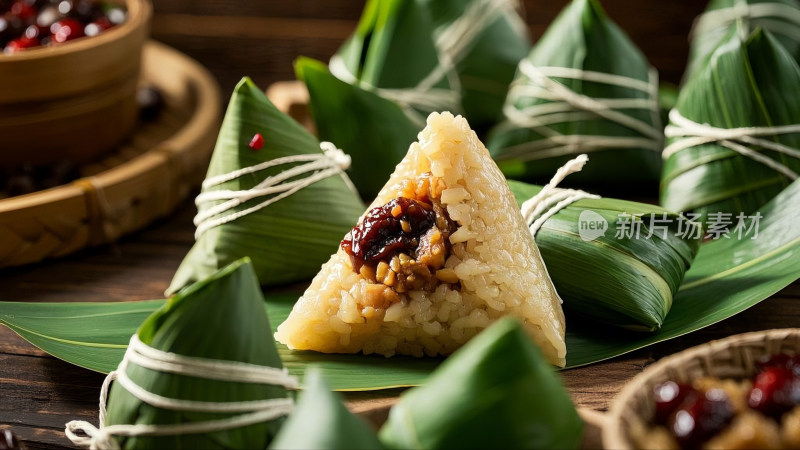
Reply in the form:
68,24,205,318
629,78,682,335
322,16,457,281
0,0,151,169
605,329,800,449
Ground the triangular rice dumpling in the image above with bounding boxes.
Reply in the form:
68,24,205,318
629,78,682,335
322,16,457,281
105,258,292,449
421,0,531,130
379,318,583,449
269,369,383,450
661,28,800,219
166,78,364,295
275,112,567,367
685,0,800,81
308,0,461,198
487,0,662,184
508,180,700,332
332,0,461,127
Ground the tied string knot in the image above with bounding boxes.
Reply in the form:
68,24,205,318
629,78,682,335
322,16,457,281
193,142,357,238
521,154,600,236
65,335,299,450
329,54,461,128
329,0,525,128
691,2,800,42
663,109,800,180
498,60,661,162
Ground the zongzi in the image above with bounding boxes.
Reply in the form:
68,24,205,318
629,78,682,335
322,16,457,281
510,166,700,331
421,0,531,129
685,0,800,81
275,112,567,367
166,77,364,295
67,258,297,450
269,369,383,450
379,318,583,450
305,0,462,198
488,0,662,184
661,28,800,219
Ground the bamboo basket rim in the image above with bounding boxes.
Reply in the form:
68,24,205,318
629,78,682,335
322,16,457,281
0,0,151,63
0,40,220,267
603,328,800,450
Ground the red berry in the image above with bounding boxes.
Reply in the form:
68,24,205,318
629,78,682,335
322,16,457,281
654,381,695,424
758,353,800,376
4,35,37,53
749,366,800,419
668,388,733,449
10,1,35,21
249,133,264,150
50,18,83,43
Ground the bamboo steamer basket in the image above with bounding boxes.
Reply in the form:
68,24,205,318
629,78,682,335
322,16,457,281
0,0,152,167
603,329,800,449
0,41,220,267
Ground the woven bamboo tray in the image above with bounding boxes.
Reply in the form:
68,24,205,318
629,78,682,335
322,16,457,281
0,41,221,268
604,328,800,449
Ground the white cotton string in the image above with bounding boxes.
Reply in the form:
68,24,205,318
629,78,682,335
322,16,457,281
435,0,525,66
326,0,530,127
691,2,800,42
329,53,461,128
193,142,357,239
498,59,661,162
520,154,601,236
663,109,800,180
65,335,298,450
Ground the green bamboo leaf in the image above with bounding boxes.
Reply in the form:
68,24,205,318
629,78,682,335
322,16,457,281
488,0,662,184
336,0,448,92
1,180,797,391
508,180,700,331
106,258,290,449
379,318,582,450
167,77,364,295
309,0,463,198
661,28,800,219
297,57,419,199
269,369,383,449
421,0,530,130
684,0,800,81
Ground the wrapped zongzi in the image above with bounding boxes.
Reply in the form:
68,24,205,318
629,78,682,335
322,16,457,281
167,78,364,295
510,156,700,331
302,0,462,198
67,258,297,449
275,112,567,367
661,28,800,219
420,0,531,129
269,369,383,450
685,0,800,81
379,318,583,449
488,0,662,184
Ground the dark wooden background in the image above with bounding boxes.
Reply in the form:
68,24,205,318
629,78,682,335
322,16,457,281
5,1,793,449
150,0,707,101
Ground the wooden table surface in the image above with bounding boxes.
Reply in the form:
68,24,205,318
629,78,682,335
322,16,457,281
2,0,799,448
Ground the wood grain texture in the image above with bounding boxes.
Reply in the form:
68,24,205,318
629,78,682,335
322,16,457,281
1,1,797,449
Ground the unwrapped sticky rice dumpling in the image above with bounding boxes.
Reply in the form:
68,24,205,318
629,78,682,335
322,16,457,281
275,112,567,367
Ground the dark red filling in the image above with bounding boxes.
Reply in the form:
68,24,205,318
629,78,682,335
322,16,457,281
341,197,435,272
653,353,800,448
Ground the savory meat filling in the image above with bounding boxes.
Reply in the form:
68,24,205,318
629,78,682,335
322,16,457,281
341,173,459,306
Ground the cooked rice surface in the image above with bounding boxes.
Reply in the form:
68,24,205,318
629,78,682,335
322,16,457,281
274,112,567,366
